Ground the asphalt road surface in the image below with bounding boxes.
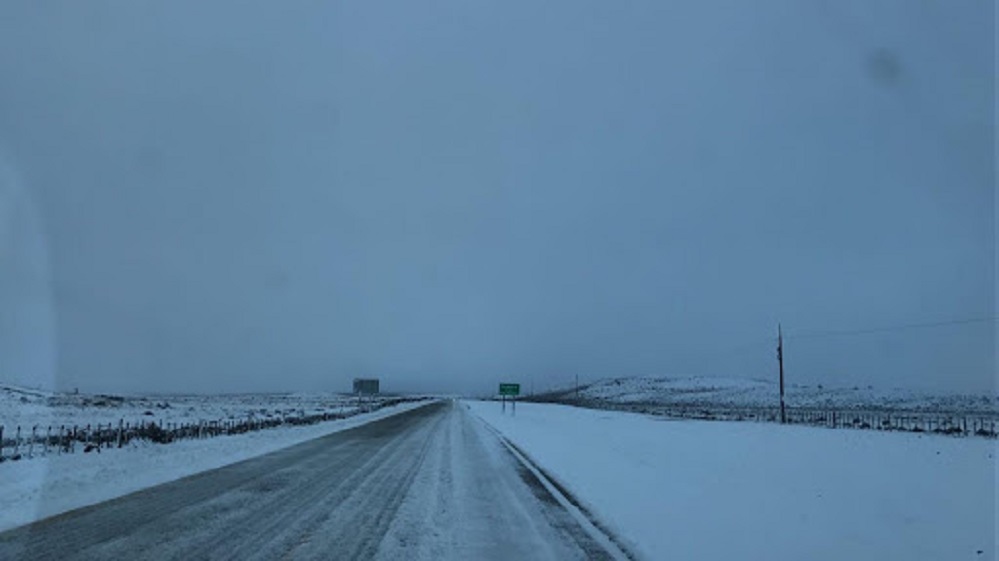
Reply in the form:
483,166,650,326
0,400,624,560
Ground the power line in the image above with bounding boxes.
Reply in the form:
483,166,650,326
785,317,998,340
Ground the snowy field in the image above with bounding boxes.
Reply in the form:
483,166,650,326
0,399,435,532
543,376,998,414
0,384,384,430
469,400,997,561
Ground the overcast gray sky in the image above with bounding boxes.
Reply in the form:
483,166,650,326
0,0,994,395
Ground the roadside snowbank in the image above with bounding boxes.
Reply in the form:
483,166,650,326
469,401,996,561
0,400,434,532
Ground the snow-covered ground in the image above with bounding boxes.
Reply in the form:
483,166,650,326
0,399,435,532
469,400,997,561
0,384,385,430
552,376,998,414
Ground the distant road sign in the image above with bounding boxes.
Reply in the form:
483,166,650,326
499,383,520,396
353,378,379,395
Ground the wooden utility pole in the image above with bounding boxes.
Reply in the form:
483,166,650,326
778,323,786,424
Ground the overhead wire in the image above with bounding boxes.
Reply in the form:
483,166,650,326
784,316,998,340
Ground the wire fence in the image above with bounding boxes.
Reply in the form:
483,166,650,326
530,397,998,438
0,397,423,462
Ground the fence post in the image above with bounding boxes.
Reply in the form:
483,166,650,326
45,426,51,454
14,426,20,456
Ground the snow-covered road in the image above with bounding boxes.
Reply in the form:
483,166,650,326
0,400,624,560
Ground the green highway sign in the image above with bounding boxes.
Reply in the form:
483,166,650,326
499,383,520,396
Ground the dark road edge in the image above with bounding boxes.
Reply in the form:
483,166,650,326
473,415,641,561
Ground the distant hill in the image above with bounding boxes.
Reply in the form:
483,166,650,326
0,383,363,430
530,376,998,415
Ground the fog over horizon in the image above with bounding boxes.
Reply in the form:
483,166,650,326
0,1,995,397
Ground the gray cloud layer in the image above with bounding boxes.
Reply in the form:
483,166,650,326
0,1,994,395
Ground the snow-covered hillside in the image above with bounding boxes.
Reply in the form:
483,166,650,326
0,384,395,432
550,376,997,415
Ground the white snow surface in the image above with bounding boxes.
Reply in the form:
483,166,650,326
377,401,616,560
0,399,435,532
0,384,383,430
572,376,998,413
469,400,997,561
